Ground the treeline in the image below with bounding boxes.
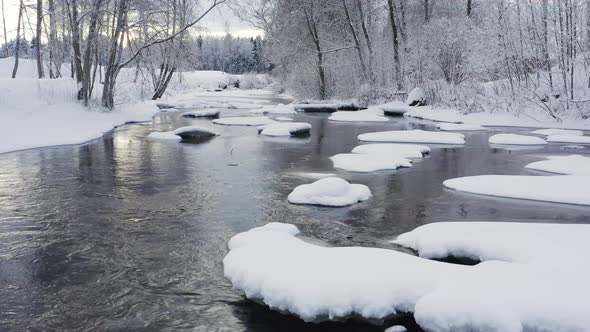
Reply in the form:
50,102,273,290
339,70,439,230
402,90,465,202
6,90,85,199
236,0,590,115
2,0,230,109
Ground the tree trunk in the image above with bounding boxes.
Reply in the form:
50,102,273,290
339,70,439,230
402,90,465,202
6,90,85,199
424,0,430,23
341,0,367,80
11,0,24,79
80,0,103,104
36,0,44,78
69,0,84,98
467,0,473,17
1,0,8,58
387,0,402,91
542,0,552,88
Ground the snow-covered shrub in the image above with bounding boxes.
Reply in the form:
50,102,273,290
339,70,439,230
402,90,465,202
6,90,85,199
239,74,273,90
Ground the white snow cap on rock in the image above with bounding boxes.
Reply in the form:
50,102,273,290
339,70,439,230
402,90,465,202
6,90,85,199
525,155,590,175
546,135,590,144
258,122,311,137
224,223,590,332
443,175,590,206
213,116,277,126
384,326,407,332
488,134,547,145
352,143,431,159
147,131,181,140
331,153,412,172
378,101,410,115
406,87,426,106
287,177,371,206
531,128,584,136
329,109,389,122
436,123,485,131
358,130,466,145
275,117,294,121
181,109,221,118
393,221,590,265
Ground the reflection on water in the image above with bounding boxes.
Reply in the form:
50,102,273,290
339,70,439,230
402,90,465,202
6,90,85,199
1,99,589,331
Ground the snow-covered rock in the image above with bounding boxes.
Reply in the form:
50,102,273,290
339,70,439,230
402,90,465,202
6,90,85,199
393,221,590,265
384,326,407,332
147,126,219,140
213,116,278,126
294,103,339,113
287,177,371,206
443,175,590,205
358,130,466,145
378,101,410,116
531,128,584,136
147,131,181,140
436,123,485,131
224,223,590,331
406,87,427,106
329,109,389,122
525,155,590,175
330,153,412,172
546,135,590,144
181,109,221,118
258,122,312,137
351,143,431,159
488,134,547,145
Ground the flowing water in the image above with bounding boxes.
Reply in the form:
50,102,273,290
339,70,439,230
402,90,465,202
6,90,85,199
1,92,589,332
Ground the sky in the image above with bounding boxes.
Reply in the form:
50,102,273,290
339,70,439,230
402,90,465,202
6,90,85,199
0,0,263,43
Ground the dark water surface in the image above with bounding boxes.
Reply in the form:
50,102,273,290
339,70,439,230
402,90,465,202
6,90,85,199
1,94,589,332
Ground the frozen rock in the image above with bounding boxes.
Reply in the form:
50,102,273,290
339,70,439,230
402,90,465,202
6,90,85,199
287,177,371,206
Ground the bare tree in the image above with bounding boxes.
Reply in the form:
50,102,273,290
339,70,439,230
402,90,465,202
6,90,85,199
11,0,24,78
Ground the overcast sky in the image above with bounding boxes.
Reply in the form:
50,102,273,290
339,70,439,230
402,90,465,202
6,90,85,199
0,0,262,42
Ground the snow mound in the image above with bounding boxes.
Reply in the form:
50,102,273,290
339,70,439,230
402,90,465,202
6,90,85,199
258,122,311,137
393,221,590,265
175,100,230,109
329,109,389,122
378,101,410,115
358,130,466,145
351,143,430,159
488,134,547,145
525,155,590,175
443,175,590,205
228,223,301,250
213,116,278,126
436,123,485,131
406,87,427,106
330,153,412,172
547,135,590,144
181,109,221,118
385,326,407,332
287,177,371,206
250,104,297,115
531,128,584,136
224,224,590,331
275,117,294,121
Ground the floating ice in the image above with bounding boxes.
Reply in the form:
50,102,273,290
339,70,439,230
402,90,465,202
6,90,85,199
213,116,278,126
488,134,546,145
351,143,430,159
331,153,412,172
258,122,312,137
525,155,590,175
358,130,465,145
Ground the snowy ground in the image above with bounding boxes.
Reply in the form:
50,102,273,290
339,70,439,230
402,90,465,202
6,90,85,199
0,58,270,154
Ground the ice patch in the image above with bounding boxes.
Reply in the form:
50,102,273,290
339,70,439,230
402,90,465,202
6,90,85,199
547,135,590,144
358,130,466,145
258,122,311,137
443,175,590,205
250,104,297,115
329,109,389,122
436,123,485,131
488,134,547,145
213,116,278,126
351,144,430,159
287,177,371,206
531,128,584,136
525,155,590,175
331,153,412,172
